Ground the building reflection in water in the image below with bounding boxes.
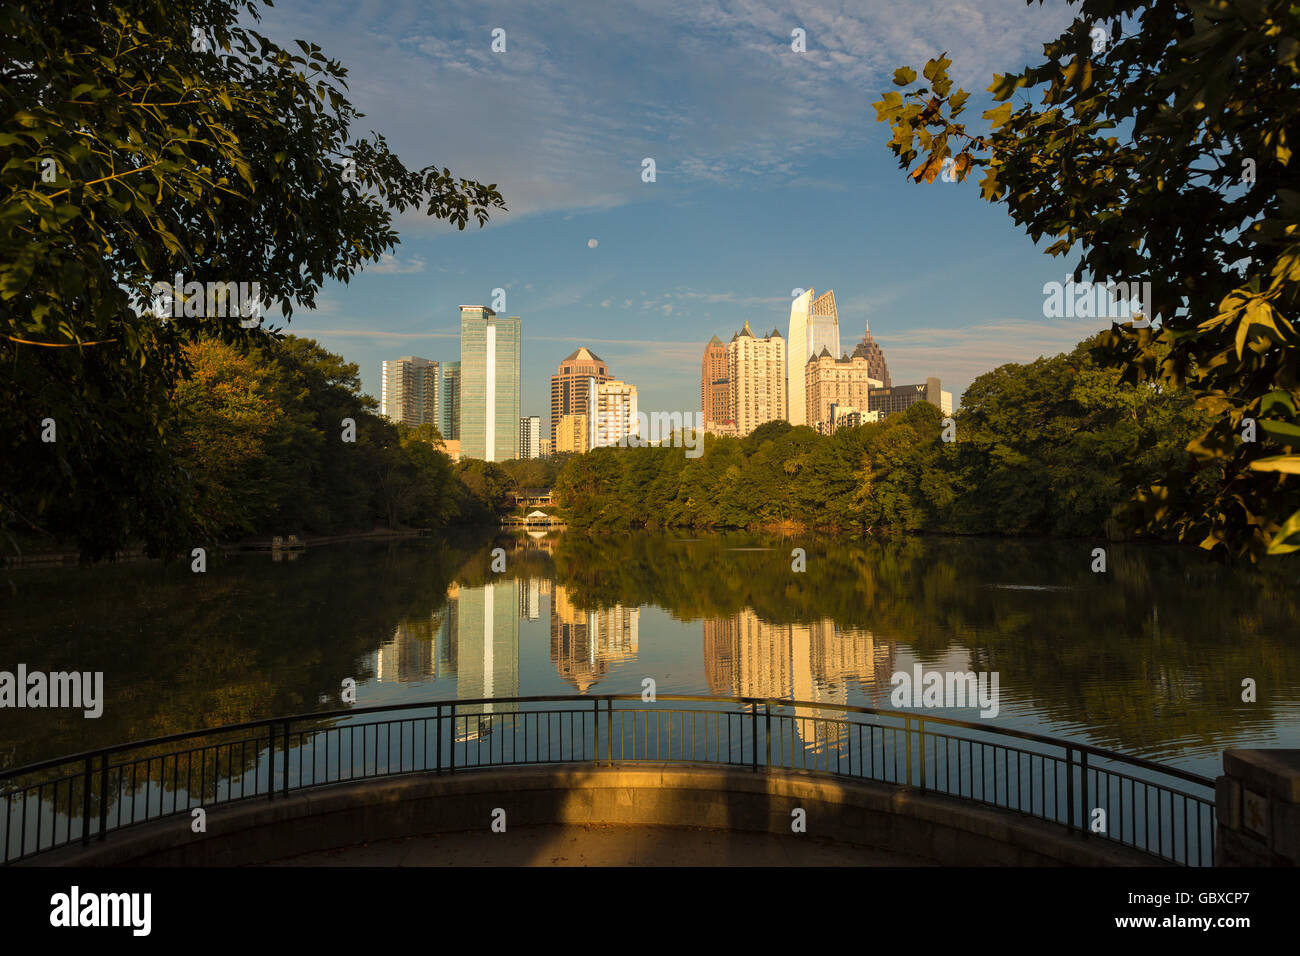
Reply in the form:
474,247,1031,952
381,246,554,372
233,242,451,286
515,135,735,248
703,609,895,753
374,616,440,683
549,585,639,692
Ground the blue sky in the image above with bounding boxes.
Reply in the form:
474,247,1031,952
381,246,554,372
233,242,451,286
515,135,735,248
259,0,1095,429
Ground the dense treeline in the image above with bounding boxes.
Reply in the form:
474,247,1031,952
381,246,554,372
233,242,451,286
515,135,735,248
555,336,1217,539
5,335,524,559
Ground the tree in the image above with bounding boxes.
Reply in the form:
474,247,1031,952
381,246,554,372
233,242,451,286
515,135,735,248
874,0,1299,559
1,0,505,560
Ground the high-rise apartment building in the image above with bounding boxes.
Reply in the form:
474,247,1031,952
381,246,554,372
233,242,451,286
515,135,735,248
700,335,731,426
519,415,541,459
589,378,638,447
459,305,520,461
787,288,841,426
727,321,786,436
556,413,588,453
380,356,441,427
551,347,611,445
805,345,883,431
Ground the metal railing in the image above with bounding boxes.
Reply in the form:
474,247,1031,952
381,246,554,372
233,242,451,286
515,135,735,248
0,695,1216,865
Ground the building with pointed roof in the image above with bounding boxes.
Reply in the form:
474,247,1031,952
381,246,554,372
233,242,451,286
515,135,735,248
727,320,786,436
855,321,892,389
550,346,611,446
805,347,883,433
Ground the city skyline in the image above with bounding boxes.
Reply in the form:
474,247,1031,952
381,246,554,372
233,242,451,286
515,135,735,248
378,293,947,453
267,0,1092,421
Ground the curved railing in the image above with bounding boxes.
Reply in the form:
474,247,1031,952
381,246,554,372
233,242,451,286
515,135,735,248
0,695,1216,866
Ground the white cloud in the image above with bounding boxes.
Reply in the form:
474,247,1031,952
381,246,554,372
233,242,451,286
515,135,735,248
367,253,427,274
876,318,1091,396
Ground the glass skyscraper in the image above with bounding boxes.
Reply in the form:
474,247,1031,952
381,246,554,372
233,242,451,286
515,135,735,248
459,305,521,461
380,356,441,427
439,361,461,440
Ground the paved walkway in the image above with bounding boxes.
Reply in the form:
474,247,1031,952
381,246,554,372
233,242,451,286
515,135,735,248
263,824,936,866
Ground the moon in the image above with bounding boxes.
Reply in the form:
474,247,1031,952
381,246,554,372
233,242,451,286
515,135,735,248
587,238,598,249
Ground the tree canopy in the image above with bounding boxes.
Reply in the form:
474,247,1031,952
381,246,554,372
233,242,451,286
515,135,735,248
1,0,505,560
873,0,1299,558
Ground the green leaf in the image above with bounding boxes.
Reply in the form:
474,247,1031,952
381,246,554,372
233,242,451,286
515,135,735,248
1267,508,1300,554
893,67,916,86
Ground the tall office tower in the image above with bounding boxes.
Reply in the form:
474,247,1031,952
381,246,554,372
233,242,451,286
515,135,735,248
380,356,441,427
804,345,883,431
700,335,731,426
787,288,841,426
727,321,786,436
855,321,892,389
588,378,638,447
550,347,611,445
519,415,541,459
556,413,589,453
439,361,461,439
459,306,521,461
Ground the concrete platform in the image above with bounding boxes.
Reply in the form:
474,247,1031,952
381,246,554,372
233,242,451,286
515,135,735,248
263,823,938,866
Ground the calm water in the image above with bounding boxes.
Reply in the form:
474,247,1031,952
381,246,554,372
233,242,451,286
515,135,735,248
2,531,1298,779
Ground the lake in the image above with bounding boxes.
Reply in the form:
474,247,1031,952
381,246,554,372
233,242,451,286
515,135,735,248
3,530,1297,780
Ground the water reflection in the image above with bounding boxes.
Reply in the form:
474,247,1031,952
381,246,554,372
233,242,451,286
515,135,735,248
550,586,639,693
2,530,1298,778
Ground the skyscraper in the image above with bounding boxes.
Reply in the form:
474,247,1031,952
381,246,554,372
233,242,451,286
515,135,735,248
440,361,461,439
459,305,521,461
727,321,786,436
700,335,731,426
787,288,841,426
519,415,541,459
380,356,441,427
855,322,892,389
551,347,611,445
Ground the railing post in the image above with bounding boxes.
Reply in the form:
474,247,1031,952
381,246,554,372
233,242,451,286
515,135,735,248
764,703,772,769
606,698,613,764
449,704,456,774
97,752,108,841
918,718,926,791
593,697,601,764
905,716,913,787
81,757,92,846
1066,746,1076,833
750,702,758,772
268,722,276,801
1080,749,1089,840
435,704,443,773
281,719,290,798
